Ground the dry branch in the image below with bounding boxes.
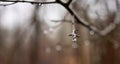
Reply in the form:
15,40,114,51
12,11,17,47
0,0,112,36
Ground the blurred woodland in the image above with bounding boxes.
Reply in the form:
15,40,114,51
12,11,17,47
0,0,120,64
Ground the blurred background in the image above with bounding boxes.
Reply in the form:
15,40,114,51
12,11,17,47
0,0,120,64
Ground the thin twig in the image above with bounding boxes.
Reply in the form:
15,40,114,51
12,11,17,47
0,0,101,35
0,1,56,4
0,2,17,6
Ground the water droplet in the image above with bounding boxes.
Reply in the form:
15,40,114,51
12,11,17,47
43,30,48,34
72,43,78,48
49,28,54,32
45,47,51,53
90,31,95,35
60,0,69,3
84,40,90,46
114,43,119,49
72,38,77,42
38,3,42,6
56,45,62,51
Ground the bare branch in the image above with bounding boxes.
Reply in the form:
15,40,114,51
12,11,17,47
0,2,17,6
0,0,56,5
0,0,101,36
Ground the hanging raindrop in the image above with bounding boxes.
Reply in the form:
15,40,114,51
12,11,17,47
72,43,78,48
89,30,95,35
43,30,49,34
55,45,62,51
49,28,54,32
38,3,42,6
69,15,79,41
72,38,77,42
69,15,79,48
60,0,69,3
84,40,90,46
114,43,119,49
45,47,51,53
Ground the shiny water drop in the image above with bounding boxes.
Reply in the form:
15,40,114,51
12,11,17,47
43,30,49,34
72,38,77,42
45,47,51,53
60,0,69,3
90,31,95,35
84,40,90,46
49,28,54,32
72,43,78,48
38,3,42,6
56,45,62,51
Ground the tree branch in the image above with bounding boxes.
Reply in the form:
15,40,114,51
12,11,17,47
0,0,56,4
0,0,101,35
0,2,17,6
